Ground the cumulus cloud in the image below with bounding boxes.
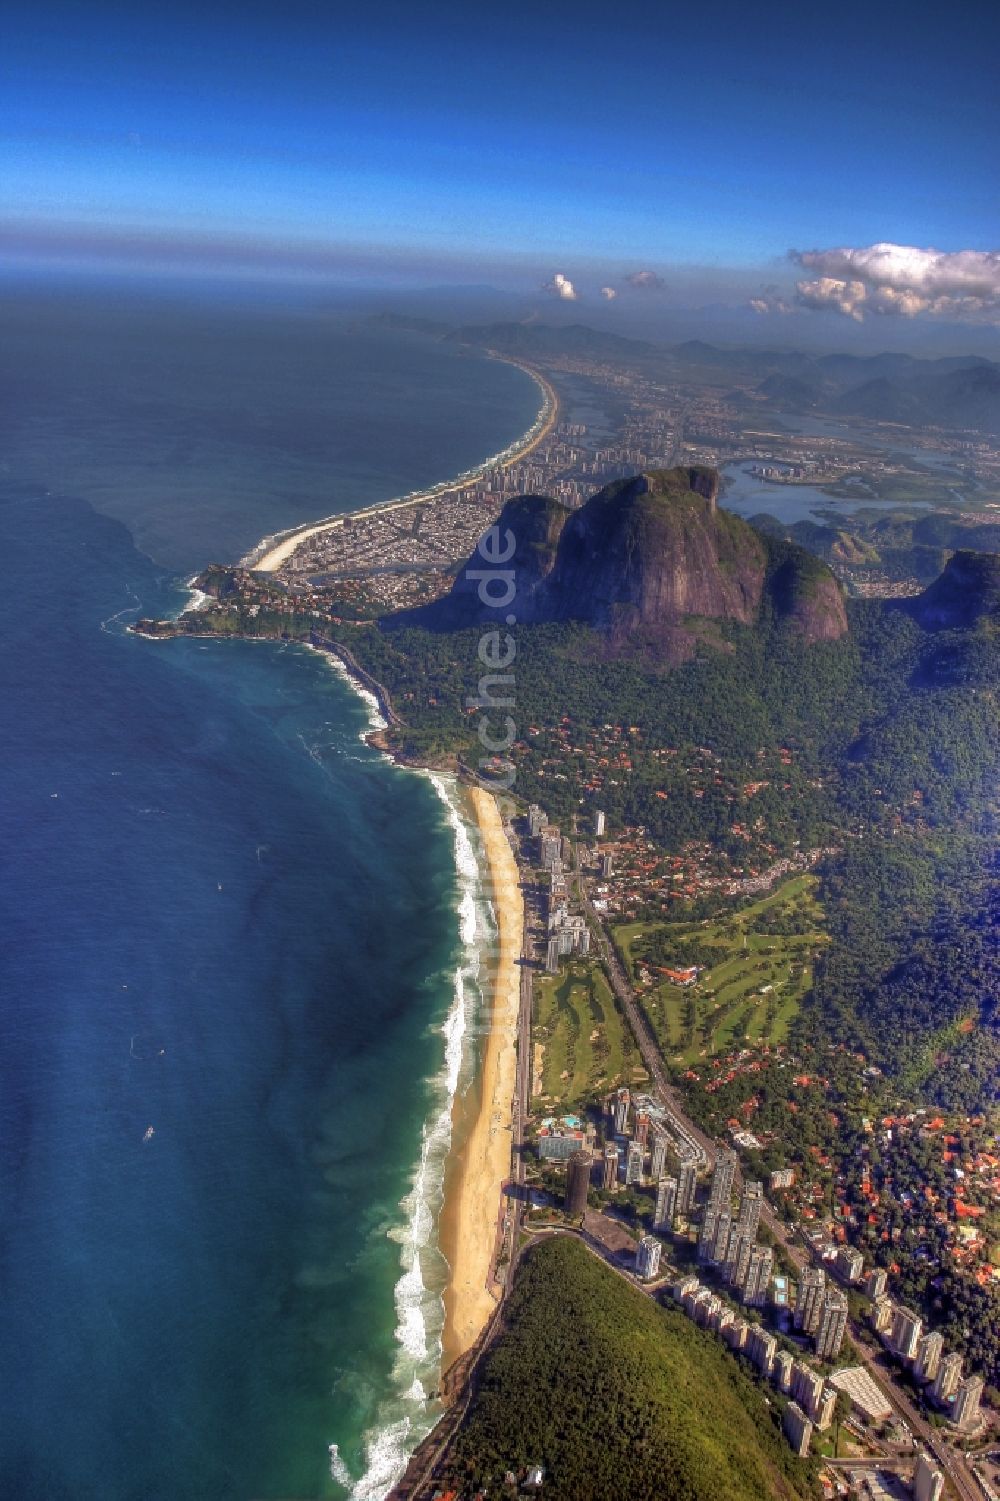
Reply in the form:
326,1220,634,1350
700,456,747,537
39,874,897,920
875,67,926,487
541,271,578,300
750,295,792,315
625,269,665,291
788,243,1000,322
601,285,617,300
795,276,869,322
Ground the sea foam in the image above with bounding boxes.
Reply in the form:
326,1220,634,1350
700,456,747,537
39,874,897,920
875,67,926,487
313,653,491,1500
341,775,485,1499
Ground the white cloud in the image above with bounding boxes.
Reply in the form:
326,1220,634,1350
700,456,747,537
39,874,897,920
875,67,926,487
750,295,792,315
600,285,617,300
789,243,1000,322
795,277,869,322
625,269,665,291
541,271,578,300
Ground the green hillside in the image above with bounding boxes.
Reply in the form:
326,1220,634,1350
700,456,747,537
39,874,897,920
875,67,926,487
440,1236,816,1501
615,874,828,1064
531,959,635,1107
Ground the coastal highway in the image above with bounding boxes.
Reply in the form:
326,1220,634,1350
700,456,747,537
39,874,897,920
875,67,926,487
575,857,982,1501
511,849,534,1225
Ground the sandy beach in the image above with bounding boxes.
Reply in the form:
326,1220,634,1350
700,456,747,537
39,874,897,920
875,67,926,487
438,785,523,1372
248,359,558,573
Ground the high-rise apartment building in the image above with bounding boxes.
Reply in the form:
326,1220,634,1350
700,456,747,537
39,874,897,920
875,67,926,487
708,1149,737,1214
792,1362,825,1420
724,1227,753,1290
864,1267,887,1300
835,1245,863,1284
773,1349,794,1393
635,1234,661,1281
815,1290,849,1362
783,1402,813,1458
813,1387,837,1432
711,1210,733,1266
737,1180,763,1238
747,1324,776,1375
743,1244,773,1308
915,1331,944,1385
870,1295,893,1334
564,1150,592,1217
913,1453,944,1501
538,826,562,869
890,1305,923,1361
677,1160,697,1217
527,804,547,837
952,1375,983,1432
649,1126,669,1183
653,1176,678,1231
794,1267,826,1334
932,1352,963,1404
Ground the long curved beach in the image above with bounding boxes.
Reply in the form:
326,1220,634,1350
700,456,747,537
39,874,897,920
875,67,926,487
245,357,558,573
439,786,523,1370
227,365,536,1475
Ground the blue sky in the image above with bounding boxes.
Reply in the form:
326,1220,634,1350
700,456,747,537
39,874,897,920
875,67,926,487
4,0,999,324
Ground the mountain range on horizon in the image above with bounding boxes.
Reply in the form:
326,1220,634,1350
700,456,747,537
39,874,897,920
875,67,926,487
368,313,1000,437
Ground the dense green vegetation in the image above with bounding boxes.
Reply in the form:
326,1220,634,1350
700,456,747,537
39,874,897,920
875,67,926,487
532,960,634,1108
441,1237,816,1501
341,596,997,1071
342,612,869,848
349,579,998,1378
616,876,827,1064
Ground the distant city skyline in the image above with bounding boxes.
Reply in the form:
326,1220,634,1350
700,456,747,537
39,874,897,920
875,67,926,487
4,0,999,347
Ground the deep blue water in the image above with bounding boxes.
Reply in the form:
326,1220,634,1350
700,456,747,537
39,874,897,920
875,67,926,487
0,289,536,1500
0,286,539,570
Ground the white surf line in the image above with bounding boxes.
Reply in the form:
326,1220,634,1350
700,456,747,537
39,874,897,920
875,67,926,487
100,583,143,634
244,359,556,574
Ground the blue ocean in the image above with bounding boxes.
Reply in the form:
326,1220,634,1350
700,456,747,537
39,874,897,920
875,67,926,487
0,283,538,1500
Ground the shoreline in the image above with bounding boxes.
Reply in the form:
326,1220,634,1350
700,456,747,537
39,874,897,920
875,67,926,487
296,640,523,1373
437,785,523,1373
149,362,538,1491
245,356,558,573
302,640,525,1488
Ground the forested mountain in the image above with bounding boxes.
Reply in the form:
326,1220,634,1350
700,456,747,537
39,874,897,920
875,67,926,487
439,1237,816,1501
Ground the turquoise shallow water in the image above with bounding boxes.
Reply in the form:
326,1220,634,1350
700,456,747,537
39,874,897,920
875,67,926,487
0,286,534,1500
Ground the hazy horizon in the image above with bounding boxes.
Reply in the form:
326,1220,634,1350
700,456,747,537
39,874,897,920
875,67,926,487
3,265,999,361
5,0,999,360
